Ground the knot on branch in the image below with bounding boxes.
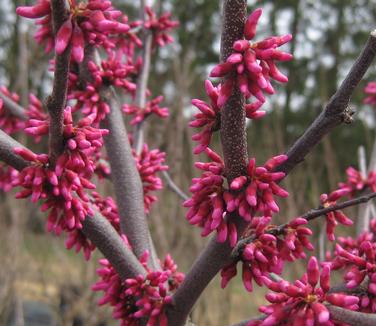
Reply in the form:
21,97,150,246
341,106,355,124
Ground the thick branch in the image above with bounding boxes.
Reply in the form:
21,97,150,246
167,1,247,324
100,89,158,270
232,191,376,257
0,130,28,170
82,209,145,279
46,0,71,166
327,305,376,326
0,91,27,120
277,30,376,175
0,131,145,280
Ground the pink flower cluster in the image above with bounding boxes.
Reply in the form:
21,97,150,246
93,249,184,326
144,6,179,47
364,81,376,107
249,257,359,326
227,155,288,219
0,165,18,192
190,80,221,154
210,8,292,107
17,0,131,59
0,87,25,134
320,189,353,241
339,166,376,196
123,96,169,125
221,217,313,292
12,147,95,233
135,144,168,214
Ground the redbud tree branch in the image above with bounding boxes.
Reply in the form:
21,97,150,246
0,91,27,120
232,306,376,326
133,0,153,155
46,0,71,166
0,129,146,279
168,11,376,326
161,171,189,201
101,88,159,270
277,30,376,175
231,191,376,257
167,1,248,325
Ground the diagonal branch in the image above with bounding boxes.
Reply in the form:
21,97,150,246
277,30,376,175
327,305,376,326
161,171,189,201
46,0,71,166
232,191,376,258
0,91,27,120
101,88,159,270
0,129,145,280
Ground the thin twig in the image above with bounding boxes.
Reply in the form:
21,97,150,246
232,191,376,258
0,91,27,120
161,171,189,201
46,0,71,166
133,0,153,155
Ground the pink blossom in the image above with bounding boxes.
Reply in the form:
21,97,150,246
17,0,132,58
123,95,169,125
364,81,376,107
135,144,169,214
0,164,19,192
93,249,184,325
320,189,353,241
210,8,292,107
190,80,221,154
144,6,179,47
0,87,25,134
257,256,359,325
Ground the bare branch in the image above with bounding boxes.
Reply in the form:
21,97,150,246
277,30,376,175
100,89,159,270
82,209,145,279
0,130,28,170
161,171,189,201
327,305,376,326
46,0,71,166
0,91,27,120
232,191,376,258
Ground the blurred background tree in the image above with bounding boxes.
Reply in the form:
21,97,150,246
1,0,376,325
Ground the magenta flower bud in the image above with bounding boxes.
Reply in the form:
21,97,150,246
16,2,51,19
244,8,262,40
230,176,248,190
209,62,233,78
233,40,250,52
55,19,73,55
71,24,84,63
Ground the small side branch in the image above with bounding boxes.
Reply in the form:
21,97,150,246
161,171,189,201
277,31,376,175
232,191,376,257
0,91,27,120
46,0,71,166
